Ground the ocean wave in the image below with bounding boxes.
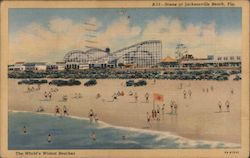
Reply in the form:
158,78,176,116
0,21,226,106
9,110,240,148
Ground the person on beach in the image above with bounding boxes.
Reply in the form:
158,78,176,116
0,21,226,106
151,109,155,119
202,88,205,93
153,79,156,85
63,105,69,116
94,113,99,123
174,103,178,114
96,93,101,99
37,84,41,91
225,100,230,112
206,88,209,93
183,90,187,99
161,104,165,117
120,91,125,96
55,106,60,116
179,83,183,89
170,101,174,114
112,93,117,101
44,91,47,100
146,112,151,127
156,105,160,121
89,109,94,123
23,126,27,134
145,92,149,103
78,93,82,98
90,132,96,141
210,86,214,91
129,91,133,96
36,106,44,112
48,92,52,100
231,89,234,95
188,89,192,98
218,101,222,112
47,134,52,143
134,92,138,103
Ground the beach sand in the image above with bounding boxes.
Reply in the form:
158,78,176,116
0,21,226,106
8,79,241,144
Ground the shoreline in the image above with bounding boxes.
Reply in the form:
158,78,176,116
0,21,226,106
9,110,240,148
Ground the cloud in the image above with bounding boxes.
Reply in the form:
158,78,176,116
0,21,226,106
9,16,241,63
96,16,142,49
141,16,241,58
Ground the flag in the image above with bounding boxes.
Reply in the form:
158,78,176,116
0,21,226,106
153,93,164,102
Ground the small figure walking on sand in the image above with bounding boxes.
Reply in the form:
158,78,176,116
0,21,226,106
170,101,174,114
218,101,222,112
174,103,178,114
90,131,96,141
183,90,187,99
145,92,149,103
96,93,101,99
210,86,214,91
154,78,156,85
134,92,138,103
156,105,160,121
161,104,165,116
55,106,60,116
47,133,52,143
48,92,52,100
89,109,94,123
112,93,117,101
44,91,48,100
63,105,69,116
231,89,234,95
206,88,209,93
202,88,205,93
225,100,230,112
188,89,192,98
146,112,151,127
23,126,27,134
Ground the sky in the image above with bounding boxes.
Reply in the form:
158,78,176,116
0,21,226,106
9,8,242,63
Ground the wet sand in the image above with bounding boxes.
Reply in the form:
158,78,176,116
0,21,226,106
8,79,241,144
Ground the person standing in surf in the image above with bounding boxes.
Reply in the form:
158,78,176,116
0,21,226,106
47,133,52,143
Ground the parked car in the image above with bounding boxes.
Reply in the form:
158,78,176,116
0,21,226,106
126,80,134,86
49,79,81,86
134,80,147,86
84,79,97,86
18,79,48,85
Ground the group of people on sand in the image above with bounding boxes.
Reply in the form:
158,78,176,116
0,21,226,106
74,93,82,99
88,109,99,124
55,105,69,116
202,86,214,93
183,90,192,99
218,100,230,112
27,85,40,92
146,101,178,127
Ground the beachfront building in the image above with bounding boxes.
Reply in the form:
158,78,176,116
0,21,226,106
159,56,178,68
180,55,241,69
8,62,26,71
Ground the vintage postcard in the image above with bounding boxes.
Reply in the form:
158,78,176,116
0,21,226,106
0,0,249,157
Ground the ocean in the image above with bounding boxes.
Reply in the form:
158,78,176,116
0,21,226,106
8,111,240,149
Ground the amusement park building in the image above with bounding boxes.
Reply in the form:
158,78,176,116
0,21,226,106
63,40,162,69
